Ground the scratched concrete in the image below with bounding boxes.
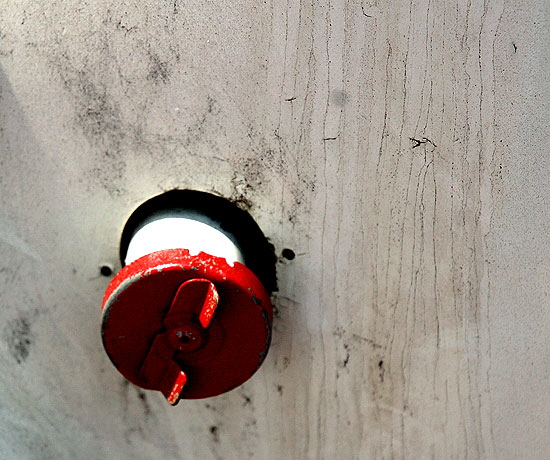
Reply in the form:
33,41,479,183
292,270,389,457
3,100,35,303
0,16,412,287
0,1,548,459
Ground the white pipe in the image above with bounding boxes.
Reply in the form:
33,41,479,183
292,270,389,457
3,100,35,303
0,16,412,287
125,217,245,266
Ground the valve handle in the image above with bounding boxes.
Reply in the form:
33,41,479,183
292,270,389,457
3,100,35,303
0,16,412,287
139,278,219,405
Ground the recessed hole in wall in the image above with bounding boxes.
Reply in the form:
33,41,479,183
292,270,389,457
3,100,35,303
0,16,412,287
281,248,295,260
100,265,113,277
119,190,277,293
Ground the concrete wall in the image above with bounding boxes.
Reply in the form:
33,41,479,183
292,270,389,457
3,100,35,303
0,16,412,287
0,1,548,458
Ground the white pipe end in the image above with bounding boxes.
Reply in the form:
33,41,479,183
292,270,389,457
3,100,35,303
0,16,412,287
125,217,245,266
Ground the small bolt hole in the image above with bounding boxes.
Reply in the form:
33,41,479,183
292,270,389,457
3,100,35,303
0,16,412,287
176,330,196,343
282,248,296,260
100,265,113,277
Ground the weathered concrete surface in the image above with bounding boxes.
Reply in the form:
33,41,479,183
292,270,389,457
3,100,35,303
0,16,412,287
0,0,548,459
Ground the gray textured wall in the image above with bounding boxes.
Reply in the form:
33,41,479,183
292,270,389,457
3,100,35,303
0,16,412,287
0,1,548,459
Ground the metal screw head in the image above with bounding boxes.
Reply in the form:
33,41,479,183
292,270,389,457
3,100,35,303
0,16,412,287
169,323,204,352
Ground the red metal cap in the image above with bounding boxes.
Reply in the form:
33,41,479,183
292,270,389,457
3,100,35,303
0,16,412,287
101,248,272,404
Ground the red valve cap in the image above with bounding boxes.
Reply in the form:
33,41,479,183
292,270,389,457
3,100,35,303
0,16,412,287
101,249,273,403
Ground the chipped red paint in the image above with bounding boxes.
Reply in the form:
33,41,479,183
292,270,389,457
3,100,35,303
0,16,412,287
167,371,187,405
101,249,273,403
